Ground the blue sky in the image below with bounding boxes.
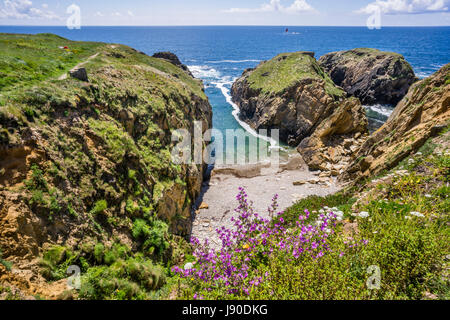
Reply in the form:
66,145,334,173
0,0,449,26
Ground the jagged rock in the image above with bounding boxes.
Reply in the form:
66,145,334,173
231,51,349,147
152,51,193,77
293,180,307,186
297,97,369,171
69,67,88,81
319,48,417,105
341,64,450,183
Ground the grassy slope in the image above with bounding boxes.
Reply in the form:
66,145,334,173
0,33,208,300
246,52,345,98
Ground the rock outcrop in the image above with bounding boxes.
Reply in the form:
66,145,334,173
231,51,369,172
152,51,193,77
298,97,368,173
341,64,450,183
319,48,417,105
232,52,356,146
0,34,212,297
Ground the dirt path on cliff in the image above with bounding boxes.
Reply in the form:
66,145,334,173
191,153,342,249
57,52,100,80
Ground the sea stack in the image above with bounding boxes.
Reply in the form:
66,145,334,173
319,48,417,105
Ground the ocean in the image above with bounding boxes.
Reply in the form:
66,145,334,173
1,26,449,162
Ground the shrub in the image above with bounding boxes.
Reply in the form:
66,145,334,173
40,246,78,280
0,250,12,271
132,218,169,256
92,243,104,263
79,257,166,300
103,244,130,266
173,187,448,300
91,199,108,215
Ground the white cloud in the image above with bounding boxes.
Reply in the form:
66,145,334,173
226,0,315,14
112,12,122,17
357,0,449,14
0,0,61,19
127,10,134,17
94,11,104,17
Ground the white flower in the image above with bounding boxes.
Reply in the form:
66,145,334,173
359,211,370,219
425,194,432,198
410,211,425,218
408,159,414,164
184,262,194,270
405,216,412,220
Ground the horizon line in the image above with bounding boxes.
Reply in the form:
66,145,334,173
1,24,450,28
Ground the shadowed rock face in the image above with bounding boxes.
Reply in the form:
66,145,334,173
341,64,450,183
231,51,369,173
319,48,417,105
231,52,350,147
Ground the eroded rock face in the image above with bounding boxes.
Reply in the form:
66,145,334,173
0,36,212,295
319,48,417,105
341,64,450,183
231,52,350,147
297,97,369,172
231,51,369,172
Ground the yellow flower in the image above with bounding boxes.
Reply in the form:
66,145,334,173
243,244,250,250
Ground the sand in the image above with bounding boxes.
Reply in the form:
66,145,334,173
191,154,342,249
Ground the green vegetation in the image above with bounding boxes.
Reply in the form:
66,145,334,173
172,143,449,300
0,249,12,271
39,242,169,300
91,199,108,215
0,33,210,300
247,52,345,97
0,286,21,300
132,218,170,256
0,33,102,91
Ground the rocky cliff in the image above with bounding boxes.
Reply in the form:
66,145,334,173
231,51,369,172
319,48,417,105
0,34,212,298
297,97,368,173
341,64,450,183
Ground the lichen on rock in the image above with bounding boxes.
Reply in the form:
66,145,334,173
319,48,417,105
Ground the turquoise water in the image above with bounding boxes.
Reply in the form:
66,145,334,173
2,26,449,163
